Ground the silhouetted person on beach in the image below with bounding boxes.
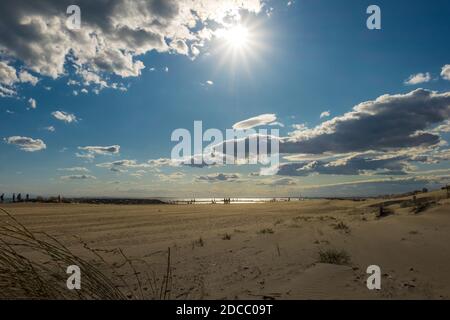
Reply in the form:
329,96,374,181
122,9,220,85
17,193,22,202
445,185,450,199
12,193,16,203
26,194,29,202
0,193,4,203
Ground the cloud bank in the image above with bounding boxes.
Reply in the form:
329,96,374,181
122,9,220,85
196,173,240,183
60,174,96,180
281,89,450,155
0,0,263,95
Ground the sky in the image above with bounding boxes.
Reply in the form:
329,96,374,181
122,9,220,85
1,0,450,198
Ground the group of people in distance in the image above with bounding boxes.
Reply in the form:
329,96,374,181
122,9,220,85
0,193,30,203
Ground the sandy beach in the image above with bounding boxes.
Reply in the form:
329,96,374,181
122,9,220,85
1,189,449,300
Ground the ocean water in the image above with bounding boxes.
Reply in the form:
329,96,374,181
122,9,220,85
157,197,304,204
0,196,305,205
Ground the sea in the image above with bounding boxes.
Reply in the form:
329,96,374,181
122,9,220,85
157,197,304,204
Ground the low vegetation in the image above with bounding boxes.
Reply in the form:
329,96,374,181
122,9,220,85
413,201,437,214
257,228,274,235
0,208,172,300
222,233,231,240
332,221,351,233
318,248,351,265
376,205,393,218
192,237,205,248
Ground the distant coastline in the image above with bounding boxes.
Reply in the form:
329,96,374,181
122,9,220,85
0,186,445,206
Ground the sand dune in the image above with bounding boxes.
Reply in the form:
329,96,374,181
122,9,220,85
1,190,449,300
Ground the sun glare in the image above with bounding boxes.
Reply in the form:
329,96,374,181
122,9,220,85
213,21,267,75
223,25,250,49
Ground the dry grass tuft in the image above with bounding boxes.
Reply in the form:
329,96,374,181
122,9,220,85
257,228,274,235
192,237,205,248
318,248,351,266
0,207,172,300
221,233,231,240
332,221,351,233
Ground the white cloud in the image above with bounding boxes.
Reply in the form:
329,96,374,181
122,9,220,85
44,126,55,132
130,173,143,179
148,158,181,167
0,1,263,95
291,123,307,131
269,121,285,127
58,167,90,173
18,70,39,86
78,145,120,156
233,114,277,130
191,46,200,57
67,79,80,86
283,89,450,155
76,69,108,88
60,174,96,180
441,65,450,81
0,62,18,97
158,172,186,181
171,39,189,55
257,177,297,186
75,152,95,160
28,98,36,109
433,120,450,133
52,111,77,123
320,111,330,119
404,72,431,85
97,159,150,172
276,152,413,177
0,61,18,86
0,62,39,96
296,174,450,197
4,136,46,152
0,85,16,97
206,80,214,85
196,173,240,183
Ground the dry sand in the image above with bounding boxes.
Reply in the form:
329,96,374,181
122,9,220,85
1,190,450,300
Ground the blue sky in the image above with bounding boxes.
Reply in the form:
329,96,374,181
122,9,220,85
1,0,450,197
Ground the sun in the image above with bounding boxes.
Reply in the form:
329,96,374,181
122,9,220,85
216,24,252,51
223,25,250,49
212,20,267,76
